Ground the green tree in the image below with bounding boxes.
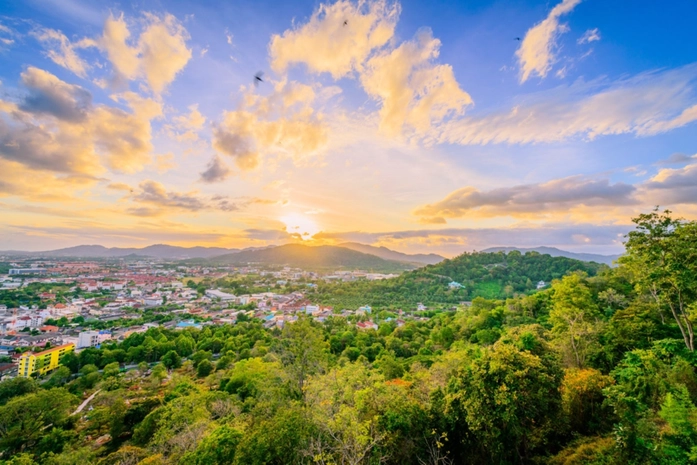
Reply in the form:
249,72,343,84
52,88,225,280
196,359,213,378
161,350,182,370
0,377,38,406
621,209,697,351
445,326,564,463
550,273,602,368
103,361,121,378
275,318,328,396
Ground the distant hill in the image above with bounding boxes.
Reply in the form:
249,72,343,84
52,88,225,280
207,244,416,272
314,250,606,309
481,246,621,266
339,242,445,265
0,244,239,259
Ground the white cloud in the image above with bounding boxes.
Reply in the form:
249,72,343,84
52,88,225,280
100,12,192,94
213,80,328,170
414,175,637,221
360,28,472,136
32,28,97,78
270,0,399,79
0,68,161,178
437,64,697,145
578,28,600,44
516,0,582,83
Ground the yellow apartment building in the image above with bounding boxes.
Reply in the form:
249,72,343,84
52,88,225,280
17,343,75,378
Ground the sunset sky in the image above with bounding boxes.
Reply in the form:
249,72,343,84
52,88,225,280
0,0,695,256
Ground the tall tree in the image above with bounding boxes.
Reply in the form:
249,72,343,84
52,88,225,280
550,273,602,368
621,209,697,351
275,318,328,397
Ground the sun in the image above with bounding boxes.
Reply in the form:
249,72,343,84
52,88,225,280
280,213,321,240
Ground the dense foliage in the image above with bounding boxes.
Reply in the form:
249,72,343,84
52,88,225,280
314,249,604,308
2,210,697,465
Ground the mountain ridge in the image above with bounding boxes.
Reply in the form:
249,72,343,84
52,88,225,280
338,242,445,265
204,244,416,272
480,246,621,266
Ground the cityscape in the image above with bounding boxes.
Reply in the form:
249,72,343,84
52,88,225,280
0,0,696,464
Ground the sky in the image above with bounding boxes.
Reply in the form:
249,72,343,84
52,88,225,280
0,0,695,256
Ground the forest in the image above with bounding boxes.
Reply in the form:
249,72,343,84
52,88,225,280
1,210,697,465
314,248,604,309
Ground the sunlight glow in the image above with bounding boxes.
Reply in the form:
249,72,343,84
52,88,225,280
280,213,321,240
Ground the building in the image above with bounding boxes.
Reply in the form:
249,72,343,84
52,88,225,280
9,268,47,275
17,343,75,378
536,281,547,290
304,304,320,315
205,289,236,301
448,281,464,289
78,331,100,348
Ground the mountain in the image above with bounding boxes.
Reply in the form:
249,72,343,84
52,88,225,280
481,246,621,266
338,242,445,265
206,244,416,272
314,250,605,308
0,244,239,259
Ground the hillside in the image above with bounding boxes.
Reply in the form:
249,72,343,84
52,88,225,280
481,246,621,266
207,244,416,272
314,249,605,309
338,242,445,265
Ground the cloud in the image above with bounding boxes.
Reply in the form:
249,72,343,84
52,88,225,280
0,68,160,176
138,13,193,94
0,159,96,201
92,92,162,173
170,104,206,141
516,0,582,83
438,64,697,145
642,163,697,205
106,182,131,191
314,223,629,255
213,80,328,170
100,13,192,94
32,28,96,78
360,28,472,136
132,180,206,212
19,67,92,122
101,13,140,82
656,153,697,165
415,175,637,221
128,181,274,215
200,155,231,183
270,0,399,79
577,28,600,44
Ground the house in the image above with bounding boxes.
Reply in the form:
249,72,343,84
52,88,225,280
448,281,464,290
78,331,100,348
536,281,547,290
356,321,378,331
356,305,372,315
205,289,236,301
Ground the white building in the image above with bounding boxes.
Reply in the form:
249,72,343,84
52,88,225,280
205,289,236,301
305,305,320,315
78,331,100,348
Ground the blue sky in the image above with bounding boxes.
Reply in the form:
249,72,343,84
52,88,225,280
0,0,695,255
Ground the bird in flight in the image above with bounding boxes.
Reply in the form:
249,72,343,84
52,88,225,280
254,71,264,86
343,20,348,26
514,37,521,41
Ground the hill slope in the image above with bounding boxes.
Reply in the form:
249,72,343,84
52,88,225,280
339,242,445,265
207,244,416,272
314,250,605,309
481,246,620,266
